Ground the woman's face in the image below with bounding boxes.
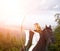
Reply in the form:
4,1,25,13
34,24,38,30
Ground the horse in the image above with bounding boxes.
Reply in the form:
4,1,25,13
20,29,33,51
19,28,35,51
21,25,55,51
24,30,35,51
32,25,55,51
25,30,40,51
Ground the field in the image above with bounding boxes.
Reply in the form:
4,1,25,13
0,26,60,51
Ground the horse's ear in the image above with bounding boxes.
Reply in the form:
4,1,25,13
49,25,51,28
45,25,48,28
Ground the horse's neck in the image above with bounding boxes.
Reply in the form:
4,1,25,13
29,31,40,51
24,30,35,46
25,30,41,51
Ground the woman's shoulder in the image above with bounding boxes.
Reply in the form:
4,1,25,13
34,30,41,33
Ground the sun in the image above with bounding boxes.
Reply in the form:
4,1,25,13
0,0,26,26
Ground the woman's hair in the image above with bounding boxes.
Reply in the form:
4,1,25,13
34,23,42,32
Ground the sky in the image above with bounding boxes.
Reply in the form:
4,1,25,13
0,0,60,29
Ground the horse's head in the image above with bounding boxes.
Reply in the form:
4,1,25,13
43,25,55,44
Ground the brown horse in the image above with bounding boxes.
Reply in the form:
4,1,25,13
32,25,55,51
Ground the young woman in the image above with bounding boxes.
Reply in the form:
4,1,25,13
25,23,42,51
